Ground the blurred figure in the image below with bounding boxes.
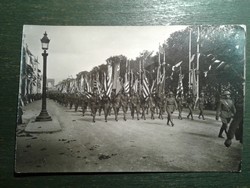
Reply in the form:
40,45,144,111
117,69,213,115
197,92,206,120
166,91,177,126
186,93,194,120
216,91,236,138
176,93,184,120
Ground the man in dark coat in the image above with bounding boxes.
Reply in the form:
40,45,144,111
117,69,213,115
197,92,206,120
216,91,236,138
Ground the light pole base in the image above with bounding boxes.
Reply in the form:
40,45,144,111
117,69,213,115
35,110,52,122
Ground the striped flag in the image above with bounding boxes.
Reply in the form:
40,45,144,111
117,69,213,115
106,62,113,97
177,67,184,96
142,76,150,99
151,80,156,94
124,81,129,93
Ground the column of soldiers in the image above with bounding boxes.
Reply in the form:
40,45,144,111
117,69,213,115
47,89,243,146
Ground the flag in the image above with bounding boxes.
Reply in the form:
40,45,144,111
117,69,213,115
133,79,138,93
172,61,183,71
177,67,184,96
113,61,122,94
159,44,164,54
151,80,156,94
106,63,113,97
124,81,129,94
142,76,150,99
191,69,197,96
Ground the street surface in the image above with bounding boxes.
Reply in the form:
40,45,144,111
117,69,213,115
15,99,242,173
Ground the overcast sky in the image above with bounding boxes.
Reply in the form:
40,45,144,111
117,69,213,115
23,25,187,84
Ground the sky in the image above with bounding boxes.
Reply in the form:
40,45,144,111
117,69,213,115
23,25,187,84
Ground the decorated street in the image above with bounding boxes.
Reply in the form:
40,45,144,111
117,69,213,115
15,99,242,173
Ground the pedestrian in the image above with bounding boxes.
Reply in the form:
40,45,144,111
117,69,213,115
186,93,194,120
166,91,177,126
216,91,236,138
120,90,129,121
197,92,206,120
176,93,183,120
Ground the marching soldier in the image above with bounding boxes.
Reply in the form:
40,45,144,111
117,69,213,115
176,93,183,120
81,93,89,116
102,92,110,122
90,89,99,122
120,90,129,121
74,93,81,112
197,92,206,120
148,93,156,120
216,91,236,138
141,95,148,120
224,92,243,147
186,93,194,120
130,90,140,120
158,92,166,120
166,91,177,126
113,90,121,121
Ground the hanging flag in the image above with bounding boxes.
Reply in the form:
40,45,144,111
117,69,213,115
172,61,183,71
133,79,138,93
150,80,156,93
106,62,113,97
177,67,184,96
124,81,129,94
142,76,150,99
191,69,197,96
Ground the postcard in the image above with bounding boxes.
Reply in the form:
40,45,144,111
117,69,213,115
15,25,245,173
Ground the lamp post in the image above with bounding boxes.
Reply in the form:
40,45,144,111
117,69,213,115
35,32,52,121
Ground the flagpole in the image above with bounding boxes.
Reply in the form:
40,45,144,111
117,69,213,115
189,29,192,92
196,26,200,102
163,50,166,93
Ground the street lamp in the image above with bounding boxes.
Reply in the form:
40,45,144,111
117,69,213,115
35,32,52,121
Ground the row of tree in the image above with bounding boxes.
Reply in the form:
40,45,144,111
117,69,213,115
55,25,245,100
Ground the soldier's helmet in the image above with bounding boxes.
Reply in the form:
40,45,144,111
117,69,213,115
223,91,231,96
169,91,173,95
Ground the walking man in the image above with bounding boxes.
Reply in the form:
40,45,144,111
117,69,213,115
197,92,206,120
216,91,236,138
166,91,177,126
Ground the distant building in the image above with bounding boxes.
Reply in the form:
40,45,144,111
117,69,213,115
47,79,55,89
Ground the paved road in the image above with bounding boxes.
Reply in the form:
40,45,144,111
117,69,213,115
15,99,242,173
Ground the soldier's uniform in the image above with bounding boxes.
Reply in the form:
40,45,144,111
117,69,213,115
148,94,156,120
158,92,166,120
90,91,99,122
130,92,140,120
140,96,148,120
197,92,206,120
102,93,110,122
176,94,183,120
113,92,121,121
186,94,194,120
224,94,243,147
74,93,81,112
166,92,177,126
120,92,129,121
216,91,236,138
81,93,88,116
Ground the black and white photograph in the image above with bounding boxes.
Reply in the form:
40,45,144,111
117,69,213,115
15,25,245,173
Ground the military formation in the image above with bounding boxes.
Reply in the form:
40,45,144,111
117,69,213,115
47,89,243,142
